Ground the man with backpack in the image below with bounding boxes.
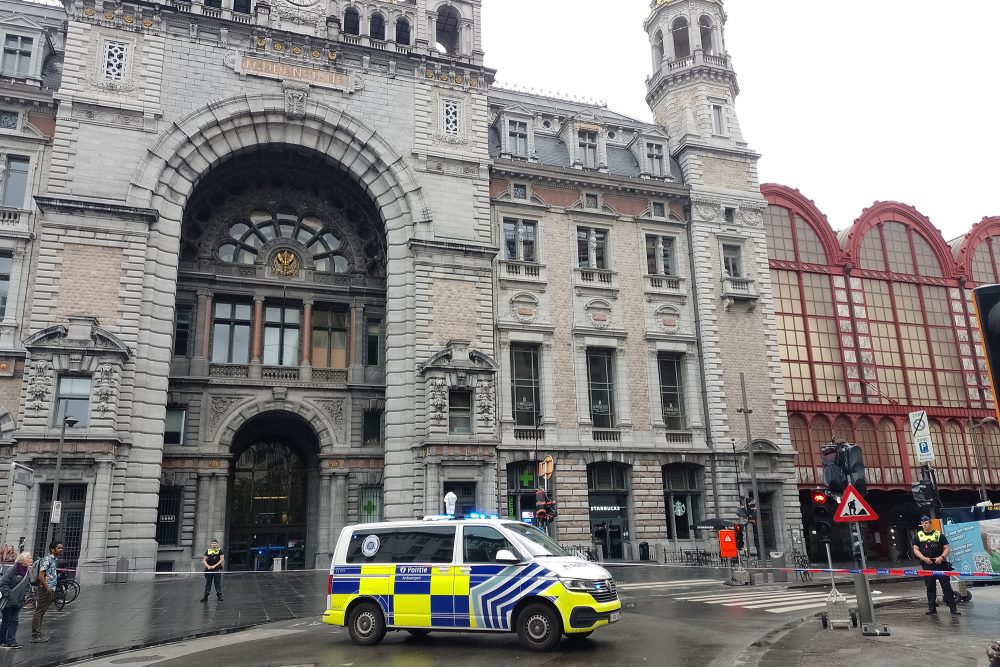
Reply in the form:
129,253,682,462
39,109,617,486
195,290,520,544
31,542,63,642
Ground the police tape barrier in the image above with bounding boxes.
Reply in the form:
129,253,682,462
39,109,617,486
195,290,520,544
46,564,1000,579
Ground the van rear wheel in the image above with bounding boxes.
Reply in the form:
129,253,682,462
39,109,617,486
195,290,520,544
516,602,563,652
347,601,386,646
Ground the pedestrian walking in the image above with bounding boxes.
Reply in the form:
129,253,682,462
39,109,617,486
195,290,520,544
911,515,960,615
200,539,224,602
31,541,62,642
0,551,33,649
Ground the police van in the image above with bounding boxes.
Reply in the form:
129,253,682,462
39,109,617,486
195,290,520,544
322,518,621,651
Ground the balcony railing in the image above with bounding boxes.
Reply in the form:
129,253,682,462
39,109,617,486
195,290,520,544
209,363,249,379
513,428,544,441
578,268,615,286
502,260,542,280
312,368,348,384
592,428,621,442
262,366,299,381
721,276,758,310
664,431,693,444
647,274,684,294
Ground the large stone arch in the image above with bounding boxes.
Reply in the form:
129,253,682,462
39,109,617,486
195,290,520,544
117,95,426,565
212,399,339,454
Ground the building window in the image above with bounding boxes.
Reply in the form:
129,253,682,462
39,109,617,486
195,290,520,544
646,235,676,276
155,486,182,546
508,120,528,157
0,250,11,319
164,408,186,445
395,18,411,45
512,183,528,200
658,353,685,429
263,305,300,366
363,409,383,447
0,110,17,130
1,35,32,75
652,201,666,218
172,305,192,356
359,486,382,523
587,348,616,428
1,155,29,209
646,142,665,176
435,6,461,54
584,193,600,209
663,464,702,540
103,40,127,81
503,218,537,262
510,343,541,427
369,13,386,41
712,104,725,135
506,461,540,520
54,376,91,427
366,320,381,366
344,8,360,35
578,131,598,167
449,389,473,434
233,0,251,13
443,99,460,135
723,244,743,278
211,301,252,364
312,306,348,369
577,227,609,269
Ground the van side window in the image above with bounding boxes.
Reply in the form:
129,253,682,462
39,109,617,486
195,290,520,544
463,526,518,563
394,527,456,563
346,530,396,564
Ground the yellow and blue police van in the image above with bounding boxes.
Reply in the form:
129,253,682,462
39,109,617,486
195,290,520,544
322,517,621,651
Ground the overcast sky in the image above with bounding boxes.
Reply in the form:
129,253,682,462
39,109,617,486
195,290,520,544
482,1,999,241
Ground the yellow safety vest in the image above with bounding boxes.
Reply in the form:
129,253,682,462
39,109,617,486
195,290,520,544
917,530,941,543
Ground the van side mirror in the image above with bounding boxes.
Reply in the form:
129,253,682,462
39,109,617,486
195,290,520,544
495,549,519,564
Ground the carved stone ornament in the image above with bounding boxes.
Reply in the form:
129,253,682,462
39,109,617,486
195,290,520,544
284,85,309,120
428,376,448,423
210,396,240,430
93,363,118,413
271,0,325,25
271,249,301,276
739,209,764,227
87,75,136,93
223,50,238,70
318,399,345,443
476,376,496,434
25,360,53,412
694,204,720,221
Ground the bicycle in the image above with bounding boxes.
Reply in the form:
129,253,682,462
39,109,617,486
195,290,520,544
22,572,80,611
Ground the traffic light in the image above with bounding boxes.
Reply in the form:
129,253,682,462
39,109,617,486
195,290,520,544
812,489,834,542
912,479,937,508
821,445,847,494
973,284,1000,416
843,444,867,496
734,524,745,550
744,497,757,523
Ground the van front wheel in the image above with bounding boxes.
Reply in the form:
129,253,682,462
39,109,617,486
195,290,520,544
516,603,563,652
347,601,387,646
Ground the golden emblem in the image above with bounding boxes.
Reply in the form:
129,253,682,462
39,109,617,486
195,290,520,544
84,7,94,16
272,250,300,277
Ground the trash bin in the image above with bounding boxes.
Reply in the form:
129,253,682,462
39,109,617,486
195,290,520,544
272,557,283,572
639,542,650,561
770,551,788,582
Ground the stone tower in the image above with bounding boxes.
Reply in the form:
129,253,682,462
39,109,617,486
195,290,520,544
644,0,799,545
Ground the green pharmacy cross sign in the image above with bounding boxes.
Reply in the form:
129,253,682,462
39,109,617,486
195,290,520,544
363,499,378,515
518,468,535,488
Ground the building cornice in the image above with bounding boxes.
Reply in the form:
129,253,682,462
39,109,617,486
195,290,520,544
34,195,158,222
491,160,689,199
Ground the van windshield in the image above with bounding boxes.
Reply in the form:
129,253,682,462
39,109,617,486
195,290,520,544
503,522,569,557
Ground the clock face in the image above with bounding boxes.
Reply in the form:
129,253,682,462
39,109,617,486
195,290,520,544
284,0,320,7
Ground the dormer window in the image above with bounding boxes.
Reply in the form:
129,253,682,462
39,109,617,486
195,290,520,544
646,142,666,177
578,131,598,168
1,35,32,76
508,120,528,158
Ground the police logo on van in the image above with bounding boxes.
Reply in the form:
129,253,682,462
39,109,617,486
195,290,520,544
361,534,380,557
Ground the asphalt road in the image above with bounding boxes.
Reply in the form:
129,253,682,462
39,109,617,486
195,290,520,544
76,573,928,667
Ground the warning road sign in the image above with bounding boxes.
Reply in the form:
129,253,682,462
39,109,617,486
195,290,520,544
834,484,878,522
719,529,738,558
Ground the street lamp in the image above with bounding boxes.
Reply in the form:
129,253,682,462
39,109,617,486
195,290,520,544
969,416,998,503
43,414,78,551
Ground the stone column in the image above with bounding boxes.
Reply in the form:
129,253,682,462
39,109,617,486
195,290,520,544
333,472,349,537
424,462,439,516
194,473,212,560
317,469,333,564
300,300,313,382
78,457,115,584
349,301,365,383
193,290,212,376
208,472,227,545
250,296,264,379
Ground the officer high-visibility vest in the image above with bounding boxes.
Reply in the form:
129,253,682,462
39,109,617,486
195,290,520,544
917,530,941,543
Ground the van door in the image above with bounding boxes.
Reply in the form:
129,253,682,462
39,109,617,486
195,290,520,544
461,525,526,630
391,526,456,628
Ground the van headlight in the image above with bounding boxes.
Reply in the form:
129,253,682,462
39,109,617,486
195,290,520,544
561,578,595,592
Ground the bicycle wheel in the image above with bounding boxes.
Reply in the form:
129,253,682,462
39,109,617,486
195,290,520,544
62,579,81,605
53,587,66,611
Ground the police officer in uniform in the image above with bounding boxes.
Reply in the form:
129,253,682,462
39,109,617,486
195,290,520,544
911,515,959,615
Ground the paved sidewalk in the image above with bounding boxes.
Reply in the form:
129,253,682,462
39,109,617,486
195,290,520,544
0,571,329,667
744,596,996,666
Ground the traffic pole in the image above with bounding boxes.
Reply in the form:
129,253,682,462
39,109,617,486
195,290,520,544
853,521,889,636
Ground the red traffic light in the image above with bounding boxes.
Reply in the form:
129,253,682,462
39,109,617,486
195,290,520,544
812,491,828,504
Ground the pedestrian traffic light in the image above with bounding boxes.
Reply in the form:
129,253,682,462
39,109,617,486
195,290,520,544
734,524,745,550
812,489,834,542
973,284,1000,418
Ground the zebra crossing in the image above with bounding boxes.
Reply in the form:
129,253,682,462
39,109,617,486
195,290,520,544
668,587,901,614
616,578,725,594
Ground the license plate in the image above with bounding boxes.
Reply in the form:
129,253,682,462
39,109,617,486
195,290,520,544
609,611,621,623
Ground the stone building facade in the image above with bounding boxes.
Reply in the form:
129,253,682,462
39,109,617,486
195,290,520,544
0,0,798,576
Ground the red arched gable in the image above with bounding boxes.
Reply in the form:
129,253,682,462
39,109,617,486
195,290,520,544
761,183,843,264
954,216,1000,280
841,201,958,276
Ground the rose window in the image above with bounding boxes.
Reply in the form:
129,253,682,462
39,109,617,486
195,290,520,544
216,207,350,273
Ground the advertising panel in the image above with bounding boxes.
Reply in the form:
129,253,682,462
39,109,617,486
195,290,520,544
941,505,1000,573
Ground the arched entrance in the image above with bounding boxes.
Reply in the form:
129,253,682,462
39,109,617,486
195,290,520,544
226,412,320,571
